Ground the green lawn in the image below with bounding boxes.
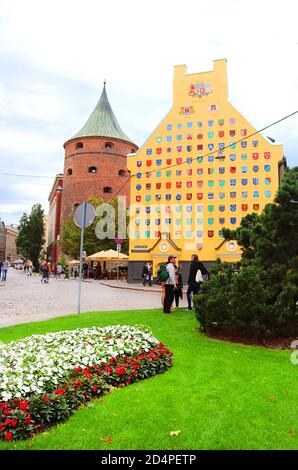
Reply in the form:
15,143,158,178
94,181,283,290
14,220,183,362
0,308,297,450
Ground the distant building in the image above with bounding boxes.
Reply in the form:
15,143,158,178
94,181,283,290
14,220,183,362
5,225,18,262
127,59,286,282
0,219,5,259
47,175,63,263
48,82,138,263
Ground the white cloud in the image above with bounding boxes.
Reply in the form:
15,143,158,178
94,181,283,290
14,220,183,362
0,125,60,155
0,0,297,225
0,79,67,122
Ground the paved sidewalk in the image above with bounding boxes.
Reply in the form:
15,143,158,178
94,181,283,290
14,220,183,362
99,280,162,292
0,269,188,328
99,280,187,294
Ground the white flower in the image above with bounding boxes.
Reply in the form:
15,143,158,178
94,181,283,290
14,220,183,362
0,325,160,399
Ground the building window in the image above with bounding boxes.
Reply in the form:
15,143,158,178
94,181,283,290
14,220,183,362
103,186,112,193
119,169,126,176
67,168,72,176
88,166,97,173
105,142,113,149
131,148,136,153
76,142,83,149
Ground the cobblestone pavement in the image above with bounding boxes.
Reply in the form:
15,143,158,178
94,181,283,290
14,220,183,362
0,269,187,328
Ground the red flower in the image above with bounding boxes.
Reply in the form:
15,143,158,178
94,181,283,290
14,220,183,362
43,395,49,402
3,408,10,416
11,419,18,427
83,369,91,377
0,424,3,432
92,385,98,392
4,418,11,426
132,364,139,370
5,432,13,440
104,365,112,374
24,418,32,425
74,367,82,373
54,388,64,396
18,401,29,411
116,367,126,375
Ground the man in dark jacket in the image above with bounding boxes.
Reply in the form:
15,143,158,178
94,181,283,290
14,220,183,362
186,254,208,311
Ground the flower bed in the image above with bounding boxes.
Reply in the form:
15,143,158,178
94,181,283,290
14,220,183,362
0,325,173,440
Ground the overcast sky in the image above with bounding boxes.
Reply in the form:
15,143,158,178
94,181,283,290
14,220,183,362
0,0,297,226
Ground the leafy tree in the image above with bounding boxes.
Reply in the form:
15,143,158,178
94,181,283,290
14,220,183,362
59,197,129,259
195,167,298,338
16,204,45,271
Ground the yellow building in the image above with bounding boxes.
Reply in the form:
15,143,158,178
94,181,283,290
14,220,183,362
127,59,285,282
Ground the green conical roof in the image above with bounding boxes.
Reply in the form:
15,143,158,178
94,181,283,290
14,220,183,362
70,82,134,144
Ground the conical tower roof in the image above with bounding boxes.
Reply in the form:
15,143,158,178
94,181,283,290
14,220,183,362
70,82,134,144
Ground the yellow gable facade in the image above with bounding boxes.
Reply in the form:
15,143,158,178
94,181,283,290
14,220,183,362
127,60,284,279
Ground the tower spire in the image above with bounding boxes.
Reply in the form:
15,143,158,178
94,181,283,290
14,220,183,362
69,82,134,144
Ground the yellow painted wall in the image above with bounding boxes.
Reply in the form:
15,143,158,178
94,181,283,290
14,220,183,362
127,59,283,271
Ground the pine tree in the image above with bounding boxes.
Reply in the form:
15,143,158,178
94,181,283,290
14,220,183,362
195,167,298,338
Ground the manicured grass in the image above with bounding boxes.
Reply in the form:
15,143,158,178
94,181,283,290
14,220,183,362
0,308,297,450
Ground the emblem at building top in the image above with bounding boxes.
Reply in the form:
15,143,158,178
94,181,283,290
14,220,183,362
188,83,212,98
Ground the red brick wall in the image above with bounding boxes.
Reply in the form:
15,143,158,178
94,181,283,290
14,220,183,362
61,136,137,224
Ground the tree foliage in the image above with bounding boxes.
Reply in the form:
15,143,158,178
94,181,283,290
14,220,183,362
16,204,45,271
59,197,129,259
195,167,298,338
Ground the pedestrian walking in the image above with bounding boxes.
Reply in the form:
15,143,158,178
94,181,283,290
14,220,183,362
41,261,49,283
1,259,8,281
186,254,208,311
142,262,152,286
56,263,63,278
28,265,33,277
174,264,183,308
73,264,79,278
163,255,177,314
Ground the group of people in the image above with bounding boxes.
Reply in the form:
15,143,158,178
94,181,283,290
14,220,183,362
39,261,65,283
0,259,9,281
162,254,208,314
141,254,208,314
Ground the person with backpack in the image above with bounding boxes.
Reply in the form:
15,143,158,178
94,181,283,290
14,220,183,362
158,255,177,314
186,254,209,311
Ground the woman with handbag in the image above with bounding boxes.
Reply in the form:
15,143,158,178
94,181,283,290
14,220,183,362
186,254,208,311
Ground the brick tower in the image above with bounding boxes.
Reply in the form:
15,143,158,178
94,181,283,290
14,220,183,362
61,82,138,224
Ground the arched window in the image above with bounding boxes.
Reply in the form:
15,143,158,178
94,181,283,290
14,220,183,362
105,142,113,149
119,169,126,176
131,148,136,153
103,186,112,194
67,168,73,176
88,166,97,173
76,142,83,149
